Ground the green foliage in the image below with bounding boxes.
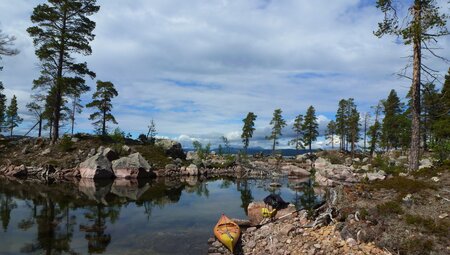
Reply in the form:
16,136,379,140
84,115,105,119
27,0,99,141
110,127,125,144
192,141,210,160
135,145,171,168
266,109,287,154
376,201,404,215
289,114,305,152
430,139,450,162
58,134,74,152
241,112,257,152
372,176,435,195
399,237,434,255
221,136,231,154
86,80,118,136
380,89,410,150
5,95,22,136
0,83,6,131
405,214,449,236
335,99,360,152
325,120,336,149
302,106,319,152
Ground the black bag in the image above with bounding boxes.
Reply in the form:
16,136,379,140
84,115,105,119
263,194,288,210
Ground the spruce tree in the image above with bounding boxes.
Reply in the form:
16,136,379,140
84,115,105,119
146,119,157,144
27,0,99,143
302,106,319,153
375,0,449,171
241,112,257,153
335,99,347,151
381,90,403,150
86,80,118,136
289,114,305,153
326,120,336,149
266,109,287,154
6,95,22,136
26,94,45,137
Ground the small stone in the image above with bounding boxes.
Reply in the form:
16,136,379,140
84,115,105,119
212,241,221,248
286,239,292,244
346,238,357,246
438,213,448,219
207,237,215,244
247,240,256,249
247,227,257,232
314,244,321,249
431,177,440,182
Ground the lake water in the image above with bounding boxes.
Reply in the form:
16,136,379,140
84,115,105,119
0,176,322,255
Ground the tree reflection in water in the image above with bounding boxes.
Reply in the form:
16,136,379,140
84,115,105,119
0,193,17,232
80,205,120,254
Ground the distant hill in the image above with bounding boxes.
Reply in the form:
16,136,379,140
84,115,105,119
184,147,318,157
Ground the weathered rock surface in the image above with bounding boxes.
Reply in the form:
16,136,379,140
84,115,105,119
112,153,153,178
247,202,297,226
282,164,310,176
156,139,185,159
1,164,28,177
79,154,115,179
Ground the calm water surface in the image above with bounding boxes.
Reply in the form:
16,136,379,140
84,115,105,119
0,176,322,255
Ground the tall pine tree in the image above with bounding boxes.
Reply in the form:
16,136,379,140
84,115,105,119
302,106,319,153
86,81,118,136
375,0,449,171
266,109,286,154
6,95,22,136
326,120,336,149
241,112,257,154
289,114,305,154
27,0,99,143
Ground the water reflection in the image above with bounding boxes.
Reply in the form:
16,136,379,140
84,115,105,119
0,176,322,255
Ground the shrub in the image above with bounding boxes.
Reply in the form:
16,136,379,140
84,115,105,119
59,135,74,152
110,127,125,144
405,214,449,236
372,176,435,195
376,201,404,215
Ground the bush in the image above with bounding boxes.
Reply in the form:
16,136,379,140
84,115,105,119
376,201,404,215
405,214,449,236
372,176,435,195
59,135,74,152
110,127,125,144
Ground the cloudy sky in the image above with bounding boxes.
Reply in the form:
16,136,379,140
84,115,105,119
0,0,449,149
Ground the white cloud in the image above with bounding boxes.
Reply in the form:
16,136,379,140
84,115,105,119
1,0,449,147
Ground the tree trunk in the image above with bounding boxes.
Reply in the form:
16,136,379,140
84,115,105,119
331,133,334,149
71,97,76,136
272,136,276,155
52,9,68,144
102,106,106,136
38,117,42,137
408,4,421,172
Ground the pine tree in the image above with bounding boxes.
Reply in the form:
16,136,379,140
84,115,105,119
26,94,45,137
326,120,336,149
266,109,287,154
146,119,157,144
381,90,403,150
289,114,305,153
422,83,441,149
6,95,22,136
335,99,348,151
345,98,360,156
86,81,118,136
362,113,370,153
375,0,449,171
221,136,231,154
27,0,99,143
241,112,257,153
368,103,383,159
0,83,6,131
302,106,319,153
0,29,19,132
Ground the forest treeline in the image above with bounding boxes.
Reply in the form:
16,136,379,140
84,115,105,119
0,0,449,172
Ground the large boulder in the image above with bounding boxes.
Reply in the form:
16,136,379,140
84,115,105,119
79,154,115,179
185,164,199,176
282,164,310,176
156,139,185,159
314,157,330,169
365,171,386,181
247,202,297,226
112,153,153,179
102,147,119,161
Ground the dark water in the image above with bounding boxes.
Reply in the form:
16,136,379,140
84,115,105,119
0,176,323,255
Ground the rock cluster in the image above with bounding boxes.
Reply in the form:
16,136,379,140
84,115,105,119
208,211,389,255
